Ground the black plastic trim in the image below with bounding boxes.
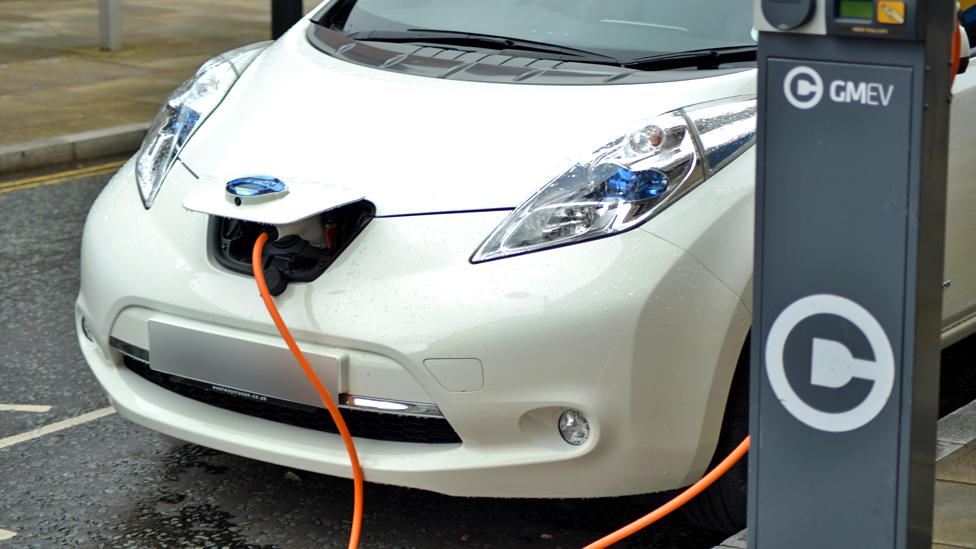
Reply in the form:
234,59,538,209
373,207,513,219
123,355,463,445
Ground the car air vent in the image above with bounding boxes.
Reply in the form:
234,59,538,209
123,356,463,444
305,23,745,86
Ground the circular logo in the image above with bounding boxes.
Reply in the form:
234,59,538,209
765,294,895,433
226,175,287,197
225,175,288,205
783,66,824,110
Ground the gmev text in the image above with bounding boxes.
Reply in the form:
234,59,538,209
829,80,894,107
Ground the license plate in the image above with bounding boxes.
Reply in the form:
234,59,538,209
148,320,341,408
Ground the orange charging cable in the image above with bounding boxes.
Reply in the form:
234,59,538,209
252,232,364,549
584,436,751,549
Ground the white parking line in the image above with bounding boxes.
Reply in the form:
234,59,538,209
0,406,115,450
0,404,52,413
0,529,15,540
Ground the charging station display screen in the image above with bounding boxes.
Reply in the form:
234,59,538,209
839,0,875,19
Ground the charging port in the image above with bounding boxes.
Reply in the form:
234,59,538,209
211,200,375,295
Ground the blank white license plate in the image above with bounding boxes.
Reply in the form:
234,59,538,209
148,320,340,408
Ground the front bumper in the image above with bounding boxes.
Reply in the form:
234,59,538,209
76,160,749,498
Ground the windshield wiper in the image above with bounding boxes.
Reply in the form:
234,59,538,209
622,46,757,71
346,29,620,64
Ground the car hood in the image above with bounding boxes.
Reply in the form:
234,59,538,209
180,25,757,217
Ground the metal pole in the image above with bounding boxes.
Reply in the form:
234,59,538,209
98,0,122,52
272,0,304,40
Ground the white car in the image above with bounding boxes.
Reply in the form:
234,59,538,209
76,0,976,532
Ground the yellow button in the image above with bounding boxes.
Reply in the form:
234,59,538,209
878,1,906,25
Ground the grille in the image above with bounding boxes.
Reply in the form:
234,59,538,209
123,356,462,444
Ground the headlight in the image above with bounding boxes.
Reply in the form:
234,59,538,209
135,42,271,209
471,97,756,262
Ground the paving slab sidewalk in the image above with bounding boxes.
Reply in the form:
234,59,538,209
0,0,317,173
718,399,976,548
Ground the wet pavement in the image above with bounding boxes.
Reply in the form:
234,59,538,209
0,163,727,548
0,0,320,148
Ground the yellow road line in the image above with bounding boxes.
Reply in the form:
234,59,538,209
0,166,121,195
0,159,125,190
0,406,115,450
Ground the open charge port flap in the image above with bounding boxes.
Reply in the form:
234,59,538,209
211,200,375,295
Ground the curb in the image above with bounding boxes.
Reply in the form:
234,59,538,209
0,123,150,175
717,530,747,549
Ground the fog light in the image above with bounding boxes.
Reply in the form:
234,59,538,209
81,316,95,342
558,409,590,446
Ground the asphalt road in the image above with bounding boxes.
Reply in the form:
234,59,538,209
0,161,728,548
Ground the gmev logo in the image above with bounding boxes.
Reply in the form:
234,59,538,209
765,294,895,433
784,66,894,110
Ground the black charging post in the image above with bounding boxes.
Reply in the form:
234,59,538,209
750,0,956,546
272,0,304,39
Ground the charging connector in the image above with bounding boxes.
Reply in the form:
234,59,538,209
214,200,374,295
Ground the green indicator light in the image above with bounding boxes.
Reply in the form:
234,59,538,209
839,0,875,19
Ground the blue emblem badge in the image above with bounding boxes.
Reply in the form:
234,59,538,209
226,176,287,205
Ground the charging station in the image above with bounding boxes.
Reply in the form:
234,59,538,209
751,0,956,547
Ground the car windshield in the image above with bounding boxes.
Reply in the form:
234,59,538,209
332,0,756,59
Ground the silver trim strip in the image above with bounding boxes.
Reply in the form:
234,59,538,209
109,337,149,362
340,395,444,418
